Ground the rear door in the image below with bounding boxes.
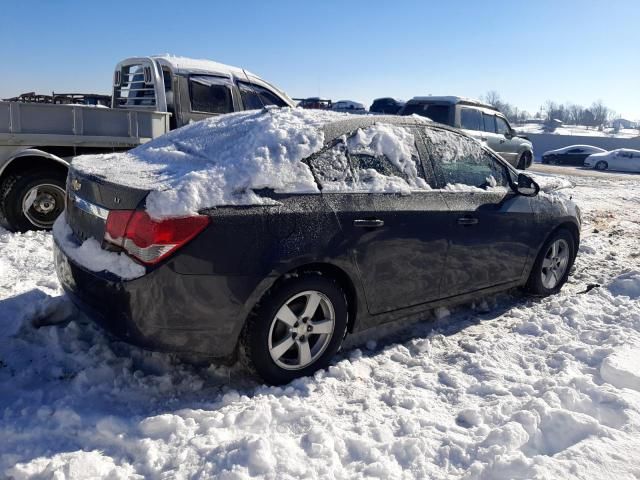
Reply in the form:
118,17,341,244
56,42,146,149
419,127,535,296
181,75,237,124
309,126,450,317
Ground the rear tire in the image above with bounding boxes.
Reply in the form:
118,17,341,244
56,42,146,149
241,273,348,385
0,169,66,232
518,151,532,169
595,161,608,171
525,229,576,296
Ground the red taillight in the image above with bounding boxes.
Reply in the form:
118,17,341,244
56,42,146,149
105,210,209,265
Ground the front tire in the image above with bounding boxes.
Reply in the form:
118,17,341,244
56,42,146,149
518,151,532,169
241,273,348,385
595,161,608,171
0,169,66,232
525,229,576,296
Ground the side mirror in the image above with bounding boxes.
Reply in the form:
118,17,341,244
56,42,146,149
514,173,540,196
505,130,514,139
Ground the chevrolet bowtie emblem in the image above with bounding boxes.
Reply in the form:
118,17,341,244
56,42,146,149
71,178,81,191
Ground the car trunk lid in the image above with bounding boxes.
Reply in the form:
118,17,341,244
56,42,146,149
66,167,149,244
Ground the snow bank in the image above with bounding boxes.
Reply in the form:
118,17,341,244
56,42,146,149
2,163,640,479
73,108,346,218
52,216,145,280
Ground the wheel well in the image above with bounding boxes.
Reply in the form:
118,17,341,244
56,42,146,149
1,155,69,183
552,222,580,250
271,263,358,334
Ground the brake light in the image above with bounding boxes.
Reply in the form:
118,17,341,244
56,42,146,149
105,210,209,265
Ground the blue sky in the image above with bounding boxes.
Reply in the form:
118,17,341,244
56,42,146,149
1,0,638,119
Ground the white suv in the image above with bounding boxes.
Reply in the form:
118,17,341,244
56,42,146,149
399,96,534,169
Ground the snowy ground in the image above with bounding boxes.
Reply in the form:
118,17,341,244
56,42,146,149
1,169,640,479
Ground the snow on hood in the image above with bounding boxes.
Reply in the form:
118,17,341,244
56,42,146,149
527,172,574,192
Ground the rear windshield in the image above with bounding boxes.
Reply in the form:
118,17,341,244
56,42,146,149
401,103,451,125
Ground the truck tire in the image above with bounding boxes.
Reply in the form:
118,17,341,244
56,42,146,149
1,169,67,232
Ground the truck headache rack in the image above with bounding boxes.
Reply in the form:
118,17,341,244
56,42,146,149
114,64,157,108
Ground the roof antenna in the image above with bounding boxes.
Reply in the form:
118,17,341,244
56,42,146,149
242,68,266,111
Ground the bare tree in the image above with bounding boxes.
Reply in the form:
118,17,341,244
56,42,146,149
567,104,584,125
590,100,609,127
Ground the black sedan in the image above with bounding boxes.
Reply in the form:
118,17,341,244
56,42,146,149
54,113,580,385
541,145,606,166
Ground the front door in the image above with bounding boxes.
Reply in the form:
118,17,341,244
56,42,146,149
420,126,535,296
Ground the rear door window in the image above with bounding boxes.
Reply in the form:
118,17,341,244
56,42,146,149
460,108,482,131
422,127,510,190
189,76,233,114
308,125,432,192
482,113,496,133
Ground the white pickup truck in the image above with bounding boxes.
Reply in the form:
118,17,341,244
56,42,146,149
0,55,294,231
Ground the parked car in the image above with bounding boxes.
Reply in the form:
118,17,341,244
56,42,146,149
369,97,405,114
0,55,294,232
399,96,534,169
54,111,580,385
542,145,606,166
584,149,640,172
331,100,366,113
294,97,332,109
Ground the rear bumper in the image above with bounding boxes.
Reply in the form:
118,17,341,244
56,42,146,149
54,241,257,357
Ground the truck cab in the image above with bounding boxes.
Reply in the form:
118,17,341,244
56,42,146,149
113,56,294,129
0,55,294,232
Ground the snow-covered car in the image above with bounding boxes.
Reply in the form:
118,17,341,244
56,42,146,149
53,108,581,385
584,148,640,172
331,100,366,113
541,145,606,166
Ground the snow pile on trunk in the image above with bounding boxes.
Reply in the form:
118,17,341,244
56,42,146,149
53,216,146,280
72,108,346,218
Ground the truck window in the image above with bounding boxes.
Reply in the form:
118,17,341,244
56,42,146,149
495,116,511,135
401,103,451,124
482,113,496,133
460,108,482,131
189,76,233,114
238,82,288,110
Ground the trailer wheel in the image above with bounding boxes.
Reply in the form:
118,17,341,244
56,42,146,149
1,170,66,232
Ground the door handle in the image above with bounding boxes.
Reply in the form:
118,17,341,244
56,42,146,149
457,216,479,226
353,219,385,228
499,139,505,144
480,137,488,141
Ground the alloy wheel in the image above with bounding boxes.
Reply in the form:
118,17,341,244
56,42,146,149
541,239,570,289
268,290,335,370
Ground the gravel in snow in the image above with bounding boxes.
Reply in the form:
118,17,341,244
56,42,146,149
1,170,640,479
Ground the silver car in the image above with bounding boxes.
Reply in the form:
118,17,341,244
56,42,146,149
399,96,534,169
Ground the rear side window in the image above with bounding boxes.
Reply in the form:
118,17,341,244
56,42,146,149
460,108,482,131
238,82,288,110
308,142,354,191
482,113,496,133
423,128,510,190
402,103,451,124
189,76,233,114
